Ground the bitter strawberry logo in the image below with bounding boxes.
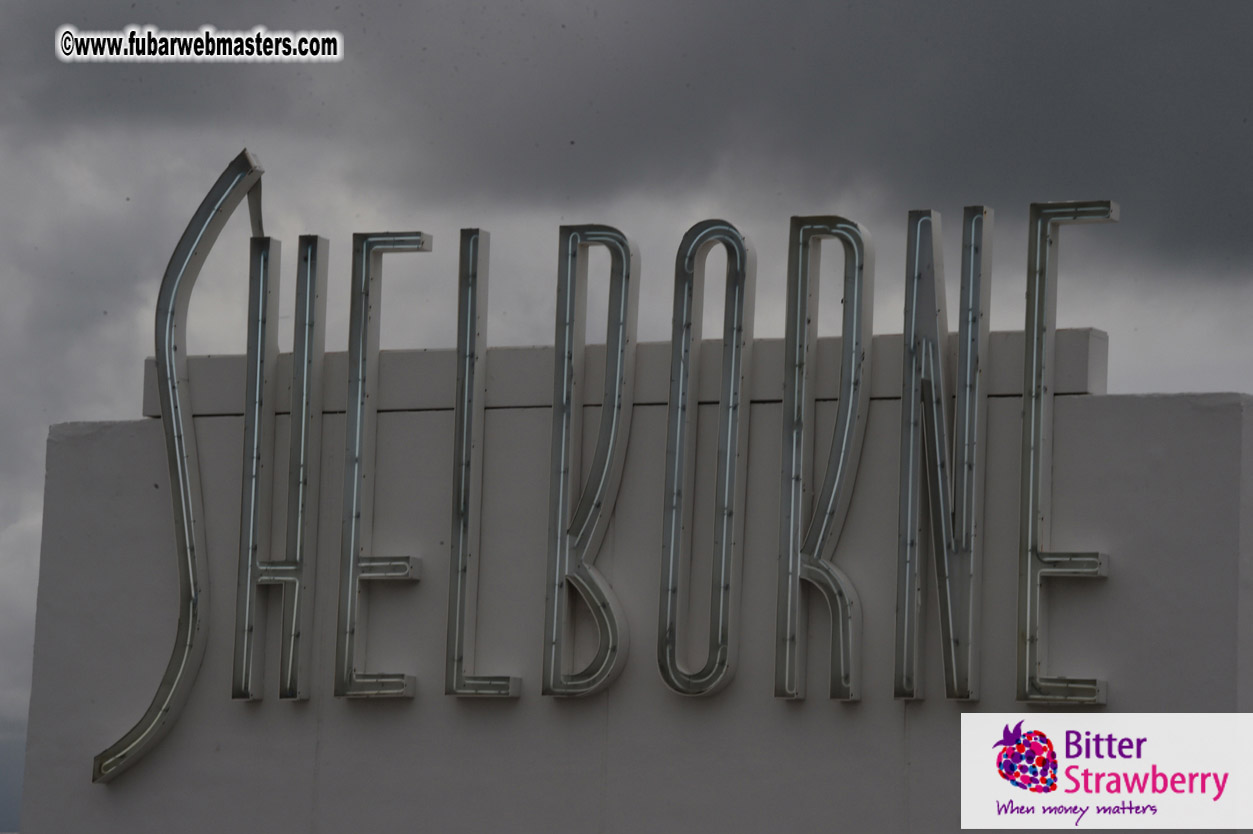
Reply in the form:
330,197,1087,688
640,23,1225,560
994,720,1058,793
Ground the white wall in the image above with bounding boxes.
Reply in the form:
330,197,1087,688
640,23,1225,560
22,333,1252,833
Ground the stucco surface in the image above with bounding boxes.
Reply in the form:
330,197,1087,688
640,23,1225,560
22,338,1250,833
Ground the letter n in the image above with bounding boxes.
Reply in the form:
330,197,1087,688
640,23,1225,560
894,208,991,701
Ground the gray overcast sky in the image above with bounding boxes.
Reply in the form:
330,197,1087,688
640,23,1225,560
2,1,1251,828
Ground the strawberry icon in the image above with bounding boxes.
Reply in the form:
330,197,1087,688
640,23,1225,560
993,720,1058,793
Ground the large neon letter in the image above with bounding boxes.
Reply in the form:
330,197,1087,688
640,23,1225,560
93,150,264,782
334,232,429,698
894,208,991,701
775,216,873,701
446,229,521,697
1018,200,1117,703
542,225,638,697
233,236,328,701
658,220,756,696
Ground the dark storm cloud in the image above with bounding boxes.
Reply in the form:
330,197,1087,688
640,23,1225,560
11,1,1252,277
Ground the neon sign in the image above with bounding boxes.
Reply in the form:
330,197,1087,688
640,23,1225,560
92,149,1117,782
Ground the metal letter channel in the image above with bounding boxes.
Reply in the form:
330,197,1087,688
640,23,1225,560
894,208,991,701
1018,200,1117,704
446,230,521,697
334,232,429,698
658,220,755,696
543,225,639,697
93,149,264,783
775,216,874,701
233,236,328,701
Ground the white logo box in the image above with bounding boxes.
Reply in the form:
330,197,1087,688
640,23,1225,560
962,713,1252,829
